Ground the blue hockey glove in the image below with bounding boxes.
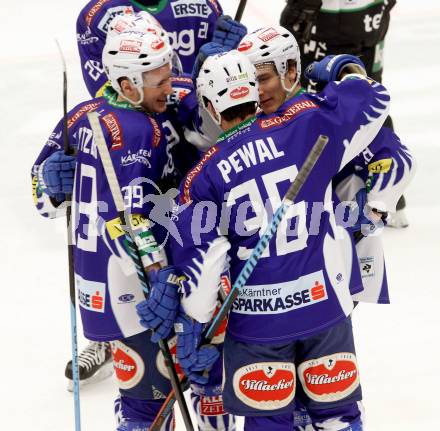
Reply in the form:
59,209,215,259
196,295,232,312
174,311,220,384
347,189,387,238
212,15,247,50
191,42,227,82
39,150,76,200
136,266,182,343
304,54,366,84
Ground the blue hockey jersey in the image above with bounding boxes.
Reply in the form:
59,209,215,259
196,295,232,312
77,0,223,96
171,77,390,344
32,88,186,340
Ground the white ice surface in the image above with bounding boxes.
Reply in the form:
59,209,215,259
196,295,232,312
0,0,439,429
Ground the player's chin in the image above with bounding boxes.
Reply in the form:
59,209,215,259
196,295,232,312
260,99,275,115
155,100,167,113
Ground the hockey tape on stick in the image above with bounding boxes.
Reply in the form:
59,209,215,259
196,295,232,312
55,39,81,431
234,0,247,21
204,134,329,340
87,111,194,431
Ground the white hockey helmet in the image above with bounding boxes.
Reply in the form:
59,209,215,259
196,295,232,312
238,26,301,93
107,10,167,41
103,30,173,104
196,50,258,125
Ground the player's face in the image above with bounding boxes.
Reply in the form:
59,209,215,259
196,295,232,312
141,64,173,113
255,63,286,114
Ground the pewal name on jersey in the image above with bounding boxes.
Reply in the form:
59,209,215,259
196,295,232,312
216,137,285,184
232,271,327,315
171,0,212,18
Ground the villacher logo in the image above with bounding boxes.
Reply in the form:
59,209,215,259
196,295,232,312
233,362,295,410
298,353,360,402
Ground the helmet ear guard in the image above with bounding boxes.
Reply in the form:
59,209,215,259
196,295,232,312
196,50,259,126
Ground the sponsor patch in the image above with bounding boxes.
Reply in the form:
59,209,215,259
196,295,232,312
257,27,280,43
119,39,142,53
233,362,295,410
68,101,102,129
298,353,360,402
258,100,318,129
368,158,392,173
149,117,162,148
111,341,145,390
105,213,150,240
156,336,184,379
359,256,375,278
97,6,134,33
181,146,218,203
77,27,99,45
238,40,253,52
230,86,250,99
151,37,165,50
232,271,327,315
85,0,111,26
221,275,231,295
118,293,135,303
200,395,226,416
101,113,123,150
75,274,106,313
171,0,212,19
120,148,152,168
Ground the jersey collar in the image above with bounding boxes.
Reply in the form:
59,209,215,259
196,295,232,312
216,117,256,144
130,0,168,14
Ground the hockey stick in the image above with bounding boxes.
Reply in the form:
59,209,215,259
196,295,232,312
55,40,81,431
87,111,194,431
234,0,247,21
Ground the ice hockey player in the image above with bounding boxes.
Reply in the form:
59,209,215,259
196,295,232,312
237,25,415,429
238,25,415,297
279,0,409,227
32,30,234,430
76,0,246,97
167,45,392,430
68,4,247,391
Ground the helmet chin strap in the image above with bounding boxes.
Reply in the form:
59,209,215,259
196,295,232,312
281,73,300,96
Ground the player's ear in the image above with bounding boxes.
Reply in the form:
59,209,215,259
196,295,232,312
120,78,136,96
285,60,298,85
207,100,219,122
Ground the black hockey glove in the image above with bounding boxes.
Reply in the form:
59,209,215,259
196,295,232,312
280,0,322,44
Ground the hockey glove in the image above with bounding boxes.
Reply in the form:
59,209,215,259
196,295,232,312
212,15,247,50
191,42,227,82
304,54,366,84
39,150,76,201
174,311,220,385
136,266,182,343
280,0,322,44
347,189,387,239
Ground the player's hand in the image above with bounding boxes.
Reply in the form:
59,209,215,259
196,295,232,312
136,266,182,343
280,0,322,44
39,150,76,201
191,42,227,81
304,54,366,84
348,189,387,239
174,311,220,384
212,15,247,50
